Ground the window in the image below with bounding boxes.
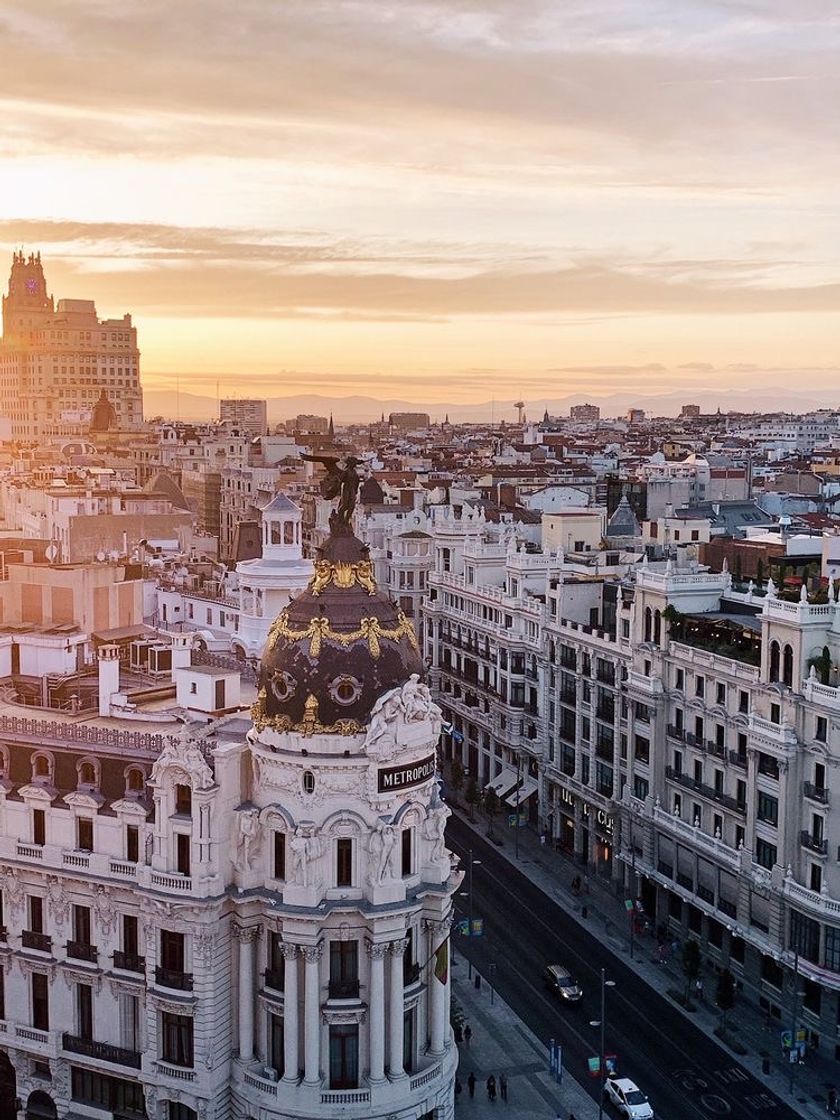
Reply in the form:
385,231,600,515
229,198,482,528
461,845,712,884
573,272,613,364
32,972,49,1030
755,838,777,870
160,930,185,973
336,838,353,888
303,771,316,794
757,792,778,827
401,829,413,877
404,1006,416,1073
675,668,685,691
161,1012,194,1067
273,832,286,880
770,703,780,725
123,915,139,957
74,905,92,946
329,940,359,998
77,817,93,852
738,690,749,714
824,927,840,974
633,776,649,800
810,863,823,893
176,833,191,876
673,750,682,775
634,736,650,764
695,675,705,698
329,1024,359,1089
33,809,45,846
126,825,139,863
716,683,726,706
790,910,820,965
30,895,44,933
120,993,141,1053
757,753,779,779
77,983,93,1040
126,768,145,793
269,1013,284,1076
175,784,192,816
816,717,827,743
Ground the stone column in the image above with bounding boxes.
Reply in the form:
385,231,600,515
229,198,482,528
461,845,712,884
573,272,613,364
236,925,259,1062
366,940,389,1083
302,944,323,1084
425,921,447,1056
281,942,300,1083
388,937,408,1079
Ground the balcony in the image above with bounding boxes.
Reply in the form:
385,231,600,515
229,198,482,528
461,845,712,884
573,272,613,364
728,751,748,770
155,966,193,991
67,941,98,964
803,783,829,806
63,1033,141,1070
22,930,52,953
664,768,744,814
801,831,828,856
113,951,145,974
328,978,360,1000
667,725,685,741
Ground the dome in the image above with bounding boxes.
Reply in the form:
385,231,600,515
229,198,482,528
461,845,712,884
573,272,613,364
254,525,423,735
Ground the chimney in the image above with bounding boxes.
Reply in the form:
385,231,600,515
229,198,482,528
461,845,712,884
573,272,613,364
170,632,193,671
97,644,121,717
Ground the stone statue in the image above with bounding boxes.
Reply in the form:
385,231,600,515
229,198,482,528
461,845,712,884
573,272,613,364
401,673,434,721
301,453,363,527
369,820,398,884
234,807,261,870
423,794,450,864
290,827,322,887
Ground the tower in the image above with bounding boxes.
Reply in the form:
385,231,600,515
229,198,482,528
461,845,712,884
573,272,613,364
2,251,54,342
234,512,461,1117
514,400,525,424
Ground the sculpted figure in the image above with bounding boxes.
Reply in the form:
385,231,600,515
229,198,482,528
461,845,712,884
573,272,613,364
290,826,321,887
235,807,261,870
424,803,449,864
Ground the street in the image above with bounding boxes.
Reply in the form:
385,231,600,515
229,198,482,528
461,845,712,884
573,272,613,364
448,815,805,1120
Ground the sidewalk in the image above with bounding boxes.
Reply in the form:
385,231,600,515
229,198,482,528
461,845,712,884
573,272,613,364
450,800,835,1120
451,949,597,1119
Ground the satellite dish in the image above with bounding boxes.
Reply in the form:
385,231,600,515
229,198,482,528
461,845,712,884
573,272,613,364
45,544,58,562
96,550,106,562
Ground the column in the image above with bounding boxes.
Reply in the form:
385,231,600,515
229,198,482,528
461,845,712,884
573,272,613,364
281,942,300,1083
302,944,323,1084
236,925,259,1062
426,921,447,1056
388,937,408,1079
367,940,389,1083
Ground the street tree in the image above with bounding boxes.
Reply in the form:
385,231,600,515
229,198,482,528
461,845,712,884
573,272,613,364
450,758,465,802
715,968,736,1032
465,779,479,822
682,938,701,1003
483,787,499,838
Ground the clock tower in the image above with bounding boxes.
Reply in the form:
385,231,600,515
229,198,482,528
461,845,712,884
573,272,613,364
2,250,54,343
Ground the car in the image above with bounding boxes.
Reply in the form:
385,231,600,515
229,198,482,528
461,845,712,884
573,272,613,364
542,964,583,1002
603,1075,654,1119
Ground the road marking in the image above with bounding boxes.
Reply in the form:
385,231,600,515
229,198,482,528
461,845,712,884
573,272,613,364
716,1067,749,1084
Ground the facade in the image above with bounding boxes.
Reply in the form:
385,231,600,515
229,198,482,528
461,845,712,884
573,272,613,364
219,399,267,437
0,253,144,439
0,511,458,1120
569,403,601,423
422,513,840,1053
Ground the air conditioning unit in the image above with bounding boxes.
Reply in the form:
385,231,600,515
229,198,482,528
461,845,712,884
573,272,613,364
262,1067,279,1082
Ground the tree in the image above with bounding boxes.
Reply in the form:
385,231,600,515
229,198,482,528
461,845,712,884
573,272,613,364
483,787,499,838
682,939,701,1003
715,968,736,1032
450,758,465,802
465,779,479,822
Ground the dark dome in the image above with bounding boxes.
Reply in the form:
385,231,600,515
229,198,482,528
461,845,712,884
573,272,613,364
255,526,423,735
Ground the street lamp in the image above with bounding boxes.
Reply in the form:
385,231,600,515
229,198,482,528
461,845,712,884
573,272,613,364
458,848,482,978
589,968,616,1120
514,752,522,860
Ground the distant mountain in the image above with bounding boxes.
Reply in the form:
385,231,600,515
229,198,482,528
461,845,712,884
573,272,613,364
142,383,840,425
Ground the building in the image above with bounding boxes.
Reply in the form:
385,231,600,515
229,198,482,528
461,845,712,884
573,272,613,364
0,252,144,439
389,413,431,431
219,399,267,436
287,415,329,435
0,501,459,1120
569,403,601,423
626,409,646,425
422,510,840,1054
681,404,701,418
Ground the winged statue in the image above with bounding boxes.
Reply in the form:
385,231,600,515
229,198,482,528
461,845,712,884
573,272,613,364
302,453,363,527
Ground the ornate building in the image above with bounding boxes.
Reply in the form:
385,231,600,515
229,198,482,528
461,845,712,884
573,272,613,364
0,490,459,1120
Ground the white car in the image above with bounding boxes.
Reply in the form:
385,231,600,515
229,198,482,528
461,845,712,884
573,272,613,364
603,1075,654,1120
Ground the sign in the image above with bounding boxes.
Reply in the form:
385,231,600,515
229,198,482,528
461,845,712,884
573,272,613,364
471,919,484,937
625,899,635,912
507,813,527,828
455,919,470,937
455,918,483,937
588,1055,617,1077
377,753,436,793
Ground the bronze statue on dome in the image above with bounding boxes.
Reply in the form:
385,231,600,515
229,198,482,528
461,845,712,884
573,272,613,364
302,453,363,528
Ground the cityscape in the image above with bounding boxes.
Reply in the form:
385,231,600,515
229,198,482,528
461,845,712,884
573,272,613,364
1,4,840,1120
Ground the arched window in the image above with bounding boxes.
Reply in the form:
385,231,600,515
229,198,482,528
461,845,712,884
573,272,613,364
78,761,96,788
769,640,780,682
32,752,53,783
126,767,145,793
782,644,794,688
644,607,652,643
653,610,662,644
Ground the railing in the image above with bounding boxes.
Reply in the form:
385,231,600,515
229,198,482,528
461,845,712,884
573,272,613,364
67,941,98,963
154,1060,196,1081
17,842,44,859
320,1089,371,1104
63,852,91,869
803,783,829,805
728,751,748,770
667,725,685,740
113,951,145,973
664,768,744,814
410,1062,442,1090
244,1070,278,1095
800,831,828,856
22,930,52,953
155,967,194,991
0,714,178,756
110,860,138,877
151,872,193,892
63,1033,141,1069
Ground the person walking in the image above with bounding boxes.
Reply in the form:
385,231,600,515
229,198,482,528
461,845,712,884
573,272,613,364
467,1072,476,1099
487,1074,497,1102
464,1024,472,1049
499,1073,508,1102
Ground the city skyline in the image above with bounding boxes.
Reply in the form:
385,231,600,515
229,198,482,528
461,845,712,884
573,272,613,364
1,1,839,404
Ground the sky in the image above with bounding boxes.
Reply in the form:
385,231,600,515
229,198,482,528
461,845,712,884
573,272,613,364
1,0,839,408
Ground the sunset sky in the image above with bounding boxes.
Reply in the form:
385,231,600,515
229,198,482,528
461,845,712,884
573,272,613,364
1,0,839,408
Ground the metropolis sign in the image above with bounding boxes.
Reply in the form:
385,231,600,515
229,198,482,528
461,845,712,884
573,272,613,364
377,753,436,793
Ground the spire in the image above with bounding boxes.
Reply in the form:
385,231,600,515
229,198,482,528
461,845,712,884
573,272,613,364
328,413,335,440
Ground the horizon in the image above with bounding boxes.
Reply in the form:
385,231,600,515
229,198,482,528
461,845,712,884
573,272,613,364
2,2,839,403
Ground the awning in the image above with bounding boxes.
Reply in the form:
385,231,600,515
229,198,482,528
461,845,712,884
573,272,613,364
504,775,539,807
92,625,151,644
485,767,518,800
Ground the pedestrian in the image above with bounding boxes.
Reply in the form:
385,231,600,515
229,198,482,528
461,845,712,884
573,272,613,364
499,1073,508,1102
464,1024,472,1049
467,1072,476,1099
695,978,704,1002
487,1074,497,1102
540,832,546,846
829,1086,838,1115
455,1079,462,1099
